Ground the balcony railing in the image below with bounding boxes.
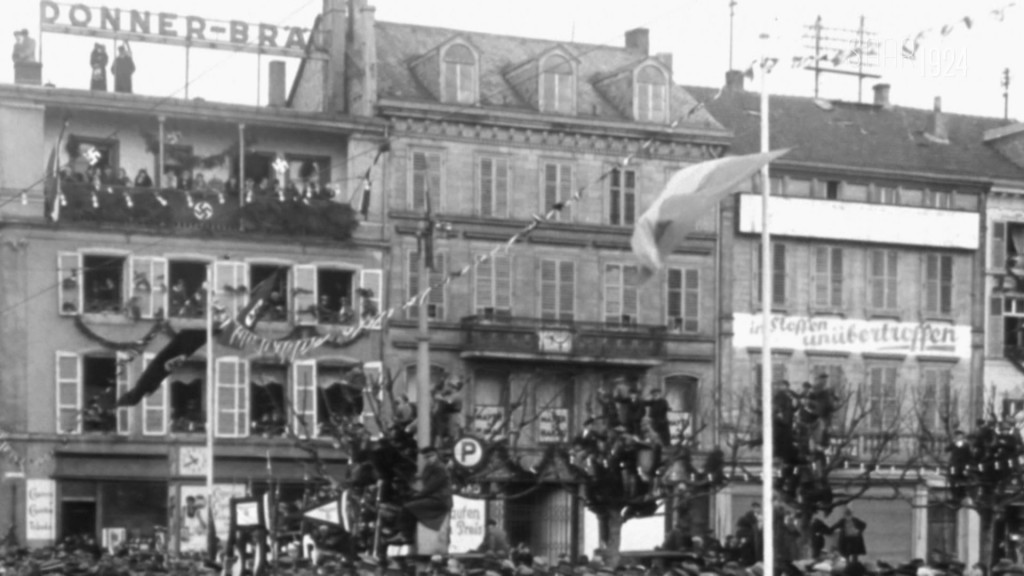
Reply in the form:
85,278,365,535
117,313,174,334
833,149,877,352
460,314,667,362
49,181,360,240
829,433,948,462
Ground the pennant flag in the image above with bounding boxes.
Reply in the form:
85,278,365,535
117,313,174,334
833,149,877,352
631,149,790,279
117,330,207,406
44,119,69,222
237,269,284,330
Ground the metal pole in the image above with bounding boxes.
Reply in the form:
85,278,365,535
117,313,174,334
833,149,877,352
158,116,166,189
728,1,737,71
416,236,432,460
239,123,246,211
813,16,821,98
205,264,216,554
857,16,865,103
256,53,262,107
185,45,190,100
759,32,774,576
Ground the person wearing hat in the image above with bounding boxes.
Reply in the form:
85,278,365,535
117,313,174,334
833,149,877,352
397,446,453,542
477,518,511,555
89,43,109,91
830,507,867,565
12,29,35,64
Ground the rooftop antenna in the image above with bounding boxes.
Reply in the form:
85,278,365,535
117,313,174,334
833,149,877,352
801,15,881,102
570,21,575,42
728,0,737,70
1003,68,1012,120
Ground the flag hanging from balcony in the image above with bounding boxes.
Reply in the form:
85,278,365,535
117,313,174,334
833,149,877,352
43,118,70,222
117,329,207,406
631,149,790,280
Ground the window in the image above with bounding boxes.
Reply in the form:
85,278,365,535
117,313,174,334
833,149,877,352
843,183,868,202
664,375,699,443
811,246,843,308
867,250,899,310
167,260,206,319
408,251,447,320
609,168,636,226
541,55,574,114
443,44,476,104
293,266,378,326
540,260,574,322
475,254,511,317
755,243,787,306
411,151,442,212
140,353,168,436
925,189,953,209
317,268,356,324
867,365,899,431
83,357,116,434
825,180,840,200
667,268,699,333
636,66,667,122
997,296,1024,357
167,356,206,434
479,157,509,217
57,253,128,316
604,264,640,325
923,254,953,315
920,366,952,433
991,222,1024,269
543,162,573,220
870,186,899,205
787,179,813,197
215,357,249,438
249,264,289,322
250,364,287,438
317,365,365,436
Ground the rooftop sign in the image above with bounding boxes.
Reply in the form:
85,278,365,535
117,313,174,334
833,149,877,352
40,1,327,59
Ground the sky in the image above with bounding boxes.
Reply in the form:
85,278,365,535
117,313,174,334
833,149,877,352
2,0,1021,120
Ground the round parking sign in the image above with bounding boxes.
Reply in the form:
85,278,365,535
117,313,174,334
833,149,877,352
452,436,487,471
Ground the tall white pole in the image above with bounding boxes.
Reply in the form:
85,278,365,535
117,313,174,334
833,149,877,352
206,265,216,533
759,33,774,576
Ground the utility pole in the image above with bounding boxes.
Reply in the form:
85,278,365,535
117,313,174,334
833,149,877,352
813,16,822,98
857,15,866,103
1003,68,1012,121
728,0,737,71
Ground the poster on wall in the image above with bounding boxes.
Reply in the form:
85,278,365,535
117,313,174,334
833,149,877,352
537,409,570,444
176,484,246,552
668,411,692,444
471,406,504,436
447,496,486,554
26,479,56,542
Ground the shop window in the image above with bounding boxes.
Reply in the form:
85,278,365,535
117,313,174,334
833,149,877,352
168,260,208,319
100,482,169,541
251,365,287,438
82,356,118,434
249,264,289,322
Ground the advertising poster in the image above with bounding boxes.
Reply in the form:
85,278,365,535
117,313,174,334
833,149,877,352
447,495,485,554
177,484,246,552
26,479,56,542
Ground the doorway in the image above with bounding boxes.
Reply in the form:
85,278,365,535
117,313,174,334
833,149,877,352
61,500,97,541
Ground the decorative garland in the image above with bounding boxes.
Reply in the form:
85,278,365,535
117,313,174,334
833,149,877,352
73,315,177,353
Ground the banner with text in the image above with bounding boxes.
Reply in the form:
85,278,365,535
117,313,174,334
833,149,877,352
732,313,970,358
26,479,56,542
447,496,486,554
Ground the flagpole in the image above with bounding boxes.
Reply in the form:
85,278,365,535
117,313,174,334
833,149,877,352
759,32,775,576
206,264,216,554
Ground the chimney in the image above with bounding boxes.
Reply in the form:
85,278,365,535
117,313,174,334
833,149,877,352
930,96,948,140
345,0,377,117
872,83,890,107
625,28,649,56
268,61,286,106
725,70,745,92
654,52,673,73
322,0,349,113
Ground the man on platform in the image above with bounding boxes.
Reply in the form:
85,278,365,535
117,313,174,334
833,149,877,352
395,446,453,544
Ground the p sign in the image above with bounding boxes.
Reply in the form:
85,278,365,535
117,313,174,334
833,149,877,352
452,436,487,472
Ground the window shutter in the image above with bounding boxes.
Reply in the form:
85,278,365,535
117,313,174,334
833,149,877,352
216,357,248,438
55,351,81,434
772,244,786,305
812,247,827,307
495,158,509,217
544,164,558,214
116,352,132,435
831,248,843,307
604,264,622,321
480,158,493,217
887,251,899,309
476,257,493,313
293,264,318,325
623,266,639,322
214,261,242,319
151,257,168,319
57,252,82,316
667,269,682,327
624,170,636,225
684,269,700,332
141,352,167,436
559,261,574,321
130,256,153,320
494,254,511,313
358,268,383,325
609,169,621,226
989,295,1005,358
412,152,427,210
292,360,318,437
993,222,1007,268
924,254,938,312
941,256,953,314
540,260,557,319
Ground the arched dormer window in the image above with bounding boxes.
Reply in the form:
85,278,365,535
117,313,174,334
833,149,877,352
636,65,668,122
443,44,477,104
540,54,574,114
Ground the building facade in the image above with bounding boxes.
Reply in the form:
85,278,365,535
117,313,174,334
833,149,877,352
689,75,1024,563
0,8,388,548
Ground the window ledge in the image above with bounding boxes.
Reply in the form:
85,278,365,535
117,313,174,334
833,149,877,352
78,312,134,326
809,309,846,318
920,315,956,324
866,312,902,321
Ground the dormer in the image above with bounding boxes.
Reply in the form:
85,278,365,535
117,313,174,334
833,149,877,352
594,58,672,124
410,36,480,105
506,46,578,115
